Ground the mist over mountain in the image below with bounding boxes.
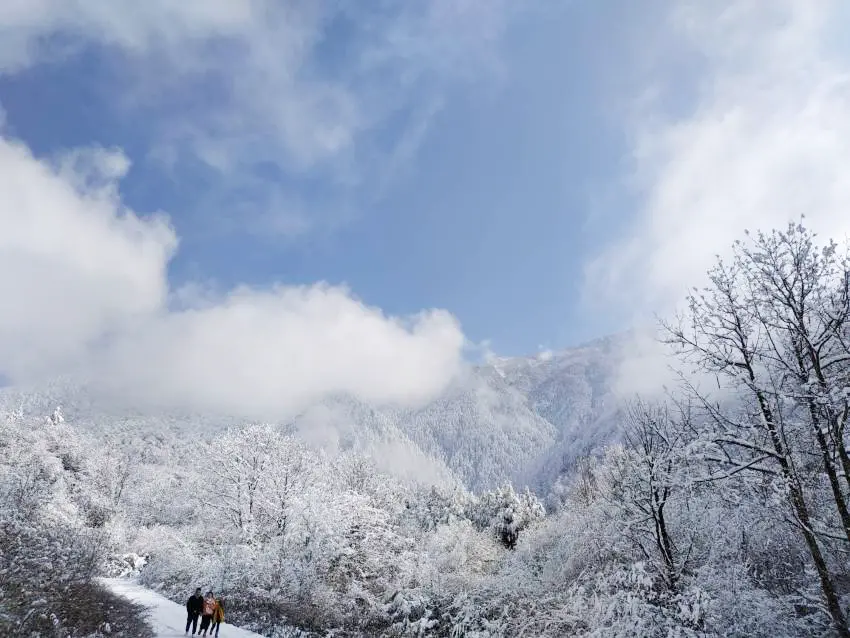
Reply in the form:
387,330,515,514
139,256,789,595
0,334,627,495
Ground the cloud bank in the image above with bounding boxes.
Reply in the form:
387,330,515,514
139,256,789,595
587,0,850,317
0,133,465,417
580,0,850,397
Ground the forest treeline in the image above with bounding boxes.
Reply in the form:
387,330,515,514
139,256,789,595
3,222,850,636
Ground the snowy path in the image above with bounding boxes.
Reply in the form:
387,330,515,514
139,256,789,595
101,578,265,638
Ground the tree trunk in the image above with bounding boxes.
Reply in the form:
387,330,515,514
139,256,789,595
809,405,850,544
797,337,850,544
755,385,847,633
653,495,677,587
788,479,849,636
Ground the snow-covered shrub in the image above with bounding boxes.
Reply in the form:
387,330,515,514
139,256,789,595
0,413,155,637
404,484,471,532
420,518,502,581
466,484,545,549
693,563,816,637
563,562,708,637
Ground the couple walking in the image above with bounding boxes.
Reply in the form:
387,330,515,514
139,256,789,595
185,588,225,636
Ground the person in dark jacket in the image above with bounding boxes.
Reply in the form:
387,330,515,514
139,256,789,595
185,588,204,635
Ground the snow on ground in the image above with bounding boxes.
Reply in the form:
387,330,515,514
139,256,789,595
101,578,265,638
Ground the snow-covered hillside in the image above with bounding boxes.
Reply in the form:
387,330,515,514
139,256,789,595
495,335,624,490
0,335,626,494
387,335,624,491
0,336,626,496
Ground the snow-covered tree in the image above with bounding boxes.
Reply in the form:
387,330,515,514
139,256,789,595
0,410,153,635
664,222,850,635
467,484,544,549
603,400,696,589
48,404,64,425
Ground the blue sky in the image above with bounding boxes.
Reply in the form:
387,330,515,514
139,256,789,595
0,1,657,356
3,1,848,417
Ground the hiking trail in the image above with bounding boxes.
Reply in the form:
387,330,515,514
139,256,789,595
101,578,265,638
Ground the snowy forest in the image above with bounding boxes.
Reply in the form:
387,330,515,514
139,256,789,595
5,222,850,637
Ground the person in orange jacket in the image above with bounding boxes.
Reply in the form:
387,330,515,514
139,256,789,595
210,597,225,637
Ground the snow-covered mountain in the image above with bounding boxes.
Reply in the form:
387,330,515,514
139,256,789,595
384,334,623,491
495,335,624,490
0,335,627,493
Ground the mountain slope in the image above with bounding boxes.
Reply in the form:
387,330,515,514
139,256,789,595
0,335,628,494
492,335,624,489
284,335,625,492
391,365,558,491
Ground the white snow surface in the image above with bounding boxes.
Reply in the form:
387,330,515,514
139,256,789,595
101,578,264,638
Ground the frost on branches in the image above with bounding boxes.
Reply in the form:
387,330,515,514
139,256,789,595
663,223,850,636
0,409,154,636
3,222,850,636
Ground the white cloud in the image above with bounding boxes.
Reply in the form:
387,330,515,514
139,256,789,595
0,139,175,377
586,0,850,318
0,1,349,170
0,0,520,236
0,0,261,69
0,132,465,417
582,0,850,397
89,285,463,418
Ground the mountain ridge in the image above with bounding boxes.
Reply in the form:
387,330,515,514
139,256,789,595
0,333,629,493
